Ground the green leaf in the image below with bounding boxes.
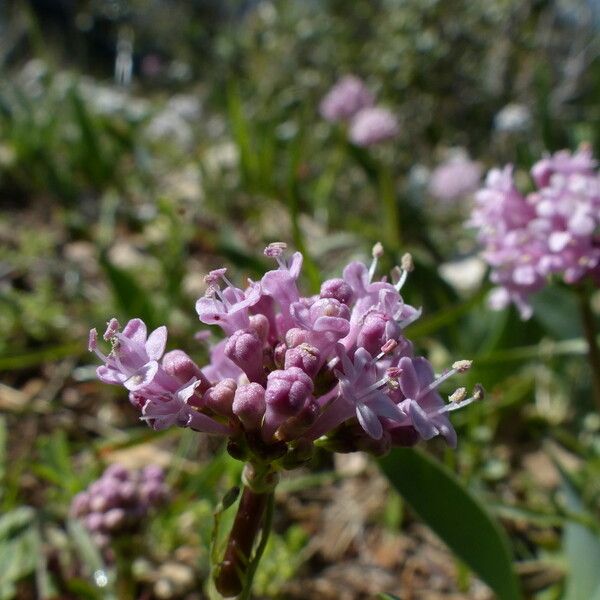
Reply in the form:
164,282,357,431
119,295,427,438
0,507,35,539
378,594,402,600
561,470,600,600
379,448,522,600
0,342,83,371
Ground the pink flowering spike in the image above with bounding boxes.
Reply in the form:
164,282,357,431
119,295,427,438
146,326,167,361
224,329,265,384
232,383,266,430
320,75,375,123
349,107,398,147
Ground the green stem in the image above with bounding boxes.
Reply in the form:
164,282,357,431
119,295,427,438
113,537,136,600
577,288,600,411
378,165,401,252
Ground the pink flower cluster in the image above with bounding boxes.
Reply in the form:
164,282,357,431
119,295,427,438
428,154,482,203
319,76,398,147
90,244,479,462
70,464,168,551
469,147,600,318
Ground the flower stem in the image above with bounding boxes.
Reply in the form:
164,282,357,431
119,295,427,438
113,537,136,600
238,491,275,600
577,288,600,411
378,165,401,252
213,465,278,598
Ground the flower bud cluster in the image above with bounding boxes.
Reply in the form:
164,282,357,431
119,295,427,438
90,243,479,466
70,464,168,550
319,76,398,147
469,147,600,318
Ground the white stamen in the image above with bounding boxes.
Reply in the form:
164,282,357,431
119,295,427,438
452,360,472,373
368,242,384,282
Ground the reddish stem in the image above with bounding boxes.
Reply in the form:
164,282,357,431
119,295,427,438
214,486,270,597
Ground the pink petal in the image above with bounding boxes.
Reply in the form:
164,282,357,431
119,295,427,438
122,318,148,345
146,326,167,360
356,403,383,439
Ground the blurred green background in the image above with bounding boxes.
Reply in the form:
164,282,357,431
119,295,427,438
1,1,599,598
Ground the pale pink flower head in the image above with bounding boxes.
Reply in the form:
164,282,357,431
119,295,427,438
319,75,375,123
469,147,600,318
348,107,399,147
428,154,482,202
91,242,477,460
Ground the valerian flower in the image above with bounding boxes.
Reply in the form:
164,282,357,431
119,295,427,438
90,243,478,458
469,147,600,318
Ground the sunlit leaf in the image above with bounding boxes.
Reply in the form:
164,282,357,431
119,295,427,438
379,448,522,600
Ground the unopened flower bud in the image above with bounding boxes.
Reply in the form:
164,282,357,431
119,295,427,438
142,465,165,482
162,349,210,393
357,312,400,356
85,513,104,532
103,508,126,530
232,383,266,430
104,464,129,482
284,344,321,378
263,367,314,440
273,342,287,368
249,314,270,343
203,379,237,417
276,399,320,441
320,278,354,305
225,329,265,384
285,327,310,348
